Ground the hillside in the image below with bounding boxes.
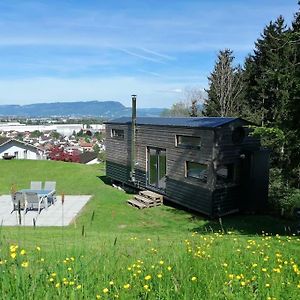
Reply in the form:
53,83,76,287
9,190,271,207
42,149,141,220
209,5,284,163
0,160,298,299
0,101,165,118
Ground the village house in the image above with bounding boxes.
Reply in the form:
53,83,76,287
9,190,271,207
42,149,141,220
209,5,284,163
0,137,46,160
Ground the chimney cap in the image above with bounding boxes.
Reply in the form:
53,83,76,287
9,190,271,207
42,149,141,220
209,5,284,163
131,94,137,97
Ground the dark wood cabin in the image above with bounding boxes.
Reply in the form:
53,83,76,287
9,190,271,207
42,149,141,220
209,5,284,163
104,117,269,217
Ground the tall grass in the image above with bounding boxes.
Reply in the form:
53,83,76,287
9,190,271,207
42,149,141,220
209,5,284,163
0,232,299,299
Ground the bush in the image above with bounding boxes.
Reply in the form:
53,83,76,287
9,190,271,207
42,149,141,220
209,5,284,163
269,168,300,218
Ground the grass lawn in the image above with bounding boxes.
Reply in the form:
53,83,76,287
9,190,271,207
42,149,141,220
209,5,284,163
0,160,299,299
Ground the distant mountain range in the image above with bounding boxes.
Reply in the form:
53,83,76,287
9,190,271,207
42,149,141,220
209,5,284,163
0,101,165,118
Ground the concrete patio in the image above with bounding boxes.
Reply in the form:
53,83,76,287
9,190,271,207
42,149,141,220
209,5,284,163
0,194,91,226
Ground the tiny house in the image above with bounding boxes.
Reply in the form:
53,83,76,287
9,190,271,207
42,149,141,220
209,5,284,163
105,112,269,217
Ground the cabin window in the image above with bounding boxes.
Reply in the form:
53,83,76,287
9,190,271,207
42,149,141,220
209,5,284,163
216,164,234,183
186,161,207,182
176,135,201,149
111,129,124,139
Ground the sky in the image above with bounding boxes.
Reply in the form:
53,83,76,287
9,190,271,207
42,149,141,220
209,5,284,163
0,0,298,108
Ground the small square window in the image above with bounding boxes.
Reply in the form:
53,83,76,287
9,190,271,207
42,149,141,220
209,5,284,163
176,135,201,149
111,129,124,139
186,161,207,182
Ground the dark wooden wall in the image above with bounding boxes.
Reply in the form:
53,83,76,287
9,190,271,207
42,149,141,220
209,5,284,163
105,120,266,217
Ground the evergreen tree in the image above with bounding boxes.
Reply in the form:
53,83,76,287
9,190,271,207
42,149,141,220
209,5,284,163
204,49,244,117
243,9,300,186
243,16,292,126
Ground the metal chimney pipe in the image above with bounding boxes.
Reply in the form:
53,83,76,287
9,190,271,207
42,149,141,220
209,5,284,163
130,94,137,182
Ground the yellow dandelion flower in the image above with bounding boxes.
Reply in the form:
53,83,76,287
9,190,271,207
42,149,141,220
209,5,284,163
252,263,257,268
228,274,234,280
21,261,29,268
123,283,130,289
69,281,75,286
265,283,270,288
70,257,75,261
262,268,267,272
76,285,82,290
51,273,57,277
144,275,151,281
159,260,164,265
103,288,109,294
10,253,17,259
55,283,60,288
157,274,162,278
49,278,54,282
223,263,228,267
109,281,114,285
96,295,101,299
167,266,172,271
127,267,132,271
36,246,41,251
191,276,197,282
143,284,149,290
20,249,26,255
40,258,45,262
68,267,72,271
236,275,241,280
241,281,246,286
10,245,18,252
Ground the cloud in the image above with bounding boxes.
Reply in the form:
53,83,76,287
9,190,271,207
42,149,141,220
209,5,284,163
116,48,167,64
0,76,195,108
138,47,176,61
158,88,183,94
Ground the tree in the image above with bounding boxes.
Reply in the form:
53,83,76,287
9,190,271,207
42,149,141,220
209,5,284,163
203,49,244,117
243,12,300,186
93,144,100,154
184,87,205,117
50,131,60,140
30,130,43,138
161,87,205,117
160,101,190,117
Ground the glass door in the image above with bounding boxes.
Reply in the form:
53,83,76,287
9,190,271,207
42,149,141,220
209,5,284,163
147,147,166,190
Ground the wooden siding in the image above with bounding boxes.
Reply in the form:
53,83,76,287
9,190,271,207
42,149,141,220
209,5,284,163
106,160,131,183
105,124,131,166
166,178,213,215
135,125,214,188
215,120,261,163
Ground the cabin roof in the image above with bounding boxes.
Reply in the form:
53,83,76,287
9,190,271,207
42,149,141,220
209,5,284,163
105,117,246,128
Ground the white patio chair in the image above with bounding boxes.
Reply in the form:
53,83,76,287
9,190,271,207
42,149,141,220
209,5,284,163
24,192,46,214
11,192,28,214
30,181,42,190
44,181,57,204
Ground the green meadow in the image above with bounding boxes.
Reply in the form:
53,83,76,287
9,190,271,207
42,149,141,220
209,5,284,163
0,160,299,299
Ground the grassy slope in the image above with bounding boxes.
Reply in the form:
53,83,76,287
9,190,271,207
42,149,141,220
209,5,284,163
0,160,299,299
0,160,296,238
